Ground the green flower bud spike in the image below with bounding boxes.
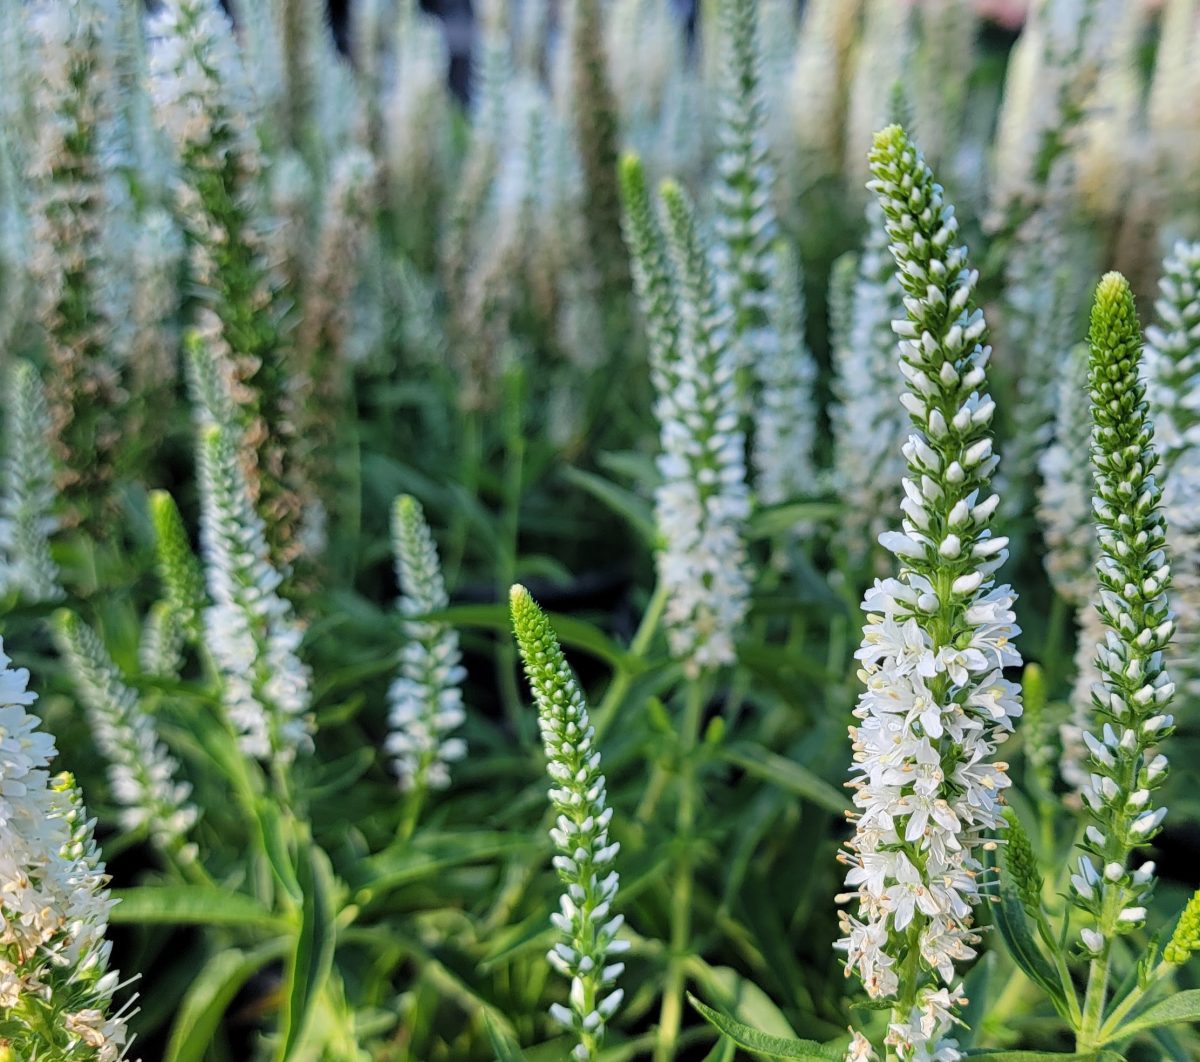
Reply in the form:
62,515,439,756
510,584,626,1061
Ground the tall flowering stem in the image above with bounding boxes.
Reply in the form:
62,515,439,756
150,0,302,565
1,361,63,603
26,0,123,530
1073,273,1175,1049
655,180,751,678
1036,343,1098,798
753,240,817,509
510,585,626,1061
618,153,677,391
566,0,628,304
52,610,198,859
0,642,134,1061
197,409,314,768
1144,242,1200,704
388,495,467,836
838,126,1022,1061
711,0,779,386
831,205,907,570
141,489,208,678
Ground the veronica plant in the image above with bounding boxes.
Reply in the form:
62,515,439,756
651,178,750,678
511,585,626,1061
52,610,198,861
1037,342,1101,797
1143,241,1200,704
974,275,1200,1058
388,494,467,836
0,642,135,1061
830,203,907,572
196,392,314,768
25,0,125,530
149,0,302,564
835,124,1021,1061
140,489,207,678
0,360,63,603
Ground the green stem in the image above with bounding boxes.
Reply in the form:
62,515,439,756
1078,954,1110,1051
592,580,668,744
397,785,426,843
1097,960,1171,1043
655,679,705,1062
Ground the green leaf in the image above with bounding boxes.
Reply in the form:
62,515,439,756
360,831,539,897
748,501,841,540
275,844,337,1061
110,886,287,931
963,1053,1109,1060
255,801,304,904
560,465,656,544
687,995,843,1060
165,940,289,1062
484,1014,529,1062
1109,989,1200,1042
688,965,798,1038
425,603,635,672
986,861,1069,1016
719,743,846,815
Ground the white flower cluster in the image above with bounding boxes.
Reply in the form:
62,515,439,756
127,209,184,400
998,200,1088,518
197,412,313,763
1144,241,1200,703
379,0,452,223
753,241,818,510
387,495,467,793
53,611,197,855
710,0,780,387
1036,343,1099,797
0,642,133,1061
25,0,128,517
1069,272,1175,950
989,0,1120,223
149,0,286,500
1037,343,1095,603
148,0,256,170
655,182,751,676
0,361,63,603
838,126,1022,1062
511,586,627,1062
831,204,907,567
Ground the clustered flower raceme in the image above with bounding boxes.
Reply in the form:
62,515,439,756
1036,342,1101,797
831,203,907,568
0,642,134,1061
25,0,125,529
621,157,751,675
707,0,817,506
998,199,1088,520
387,495,467,794
0,360,63,603
52,610,198,858
837,125,1022,1062
753,240,818,511
140,489,207,679
1143,241,1200,704
655,181,751,677
149,0,302,564
1069,273,1174,955
710,0,780,392
195,362,313,763
510,586,626,1062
